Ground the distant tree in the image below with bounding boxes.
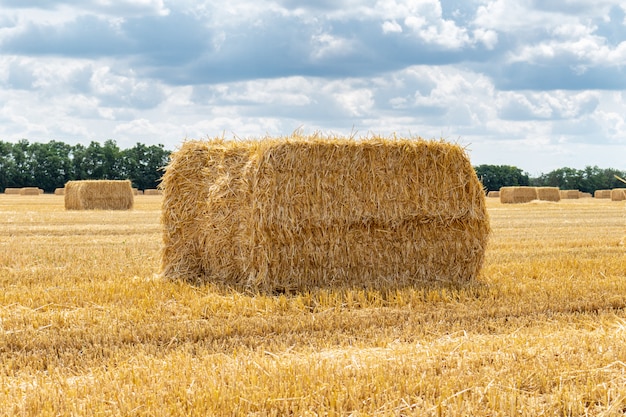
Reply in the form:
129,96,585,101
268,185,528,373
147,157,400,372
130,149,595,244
121,143,170,190
31,141,73,192
474,165,530,191
0,141,16,191
531,166,626,194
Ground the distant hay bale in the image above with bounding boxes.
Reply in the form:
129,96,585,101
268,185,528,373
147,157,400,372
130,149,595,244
487,191,500,198
160,136,491,292
578,191,592,198
611,189,626,201
4,188,21,195
144,189,162,196
54,188,65,195
560,190,579,199
536,187,560,202
64,180,134,210
499,187,537,204
594,190,611,199
19,187,41,196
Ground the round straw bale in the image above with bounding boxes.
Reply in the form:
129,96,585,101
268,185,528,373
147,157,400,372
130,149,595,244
559,189,579,199
4,188,21,195
499,186,537,204
160,135,490,293
64,180,134,210
143,189,162,196
54,188,65,195
19,187,41,196
611,188,626,201
594,189,611,199
487,191,500,198
536,187,560,202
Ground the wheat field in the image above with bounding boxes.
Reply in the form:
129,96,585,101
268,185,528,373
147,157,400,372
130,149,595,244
0,195,625,416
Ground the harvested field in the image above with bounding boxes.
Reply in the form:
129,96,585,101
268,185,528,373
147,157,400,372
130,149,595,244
0,194,625,416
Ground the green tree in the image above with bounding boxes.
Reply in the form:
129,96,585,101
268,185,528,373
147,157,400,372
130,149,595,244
474,165,530,191
121,143,170,190
0,141,16,191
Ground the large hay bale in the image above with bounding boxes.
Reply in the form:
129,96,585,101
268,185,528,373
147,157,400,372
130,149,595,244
4,188,21,195
560,190,579,199
19,187,41,196
64,180,134,210
594,190,611,199
611,189,626,201
536,187,560,202
160,136,490,292
499,187,537,204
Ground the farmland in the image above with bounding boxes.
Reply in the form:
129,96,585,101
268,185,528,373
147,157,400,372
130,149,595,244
0,195,625,416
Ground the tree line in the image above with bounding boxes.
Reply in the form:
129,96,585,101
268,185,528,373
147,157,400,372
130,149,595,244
474,164,626,193
1,139,624,194
0,139,170,193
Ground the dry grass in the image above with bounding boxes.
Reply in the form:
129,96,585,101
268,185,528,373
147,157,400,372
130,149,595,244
0,195,625,416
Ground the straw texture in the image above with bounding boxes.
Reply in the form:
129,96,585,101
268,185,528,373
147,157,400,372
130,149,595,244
560,190,579,199
160,135,490,292
19,187,41,196
611,189,626,202
499,187,538,204
536,187,560,202
64,180,134,210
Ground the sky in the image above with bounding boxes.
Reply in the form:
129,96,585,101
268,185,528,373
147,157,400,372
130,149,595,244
0,0,625,175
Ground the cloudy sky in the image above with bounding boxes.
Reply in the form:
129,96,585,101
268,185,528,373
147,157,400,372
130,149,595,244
1,0,625,174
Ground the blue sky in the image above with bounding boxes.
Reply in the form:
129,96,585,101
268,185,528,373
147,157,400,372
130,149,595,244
0,0,625,174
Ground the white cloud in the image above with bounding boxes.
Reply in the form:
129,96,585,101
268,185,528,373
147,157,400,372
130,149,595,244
0,0,626,174
382,20,402,33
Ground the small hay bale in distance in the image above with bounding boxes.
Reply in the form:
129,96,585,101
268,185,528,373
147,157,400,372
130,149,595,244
536,187,560,202
4,188,21,195
499,186,538,204
487,191,500,198
54,188,65,195
560,189,579,199
144,189,162,196
594,190,611,199
160,135,491,293
19,187,41,196
64,180,134,210
611,189,626,201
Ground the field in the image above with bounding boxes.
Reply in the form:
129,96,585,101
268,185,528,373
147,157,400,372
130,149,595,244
0,194,625,416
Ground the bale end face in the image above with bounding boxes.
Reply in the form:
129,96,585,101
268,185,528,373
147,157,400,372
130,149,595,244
160,136,490,292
